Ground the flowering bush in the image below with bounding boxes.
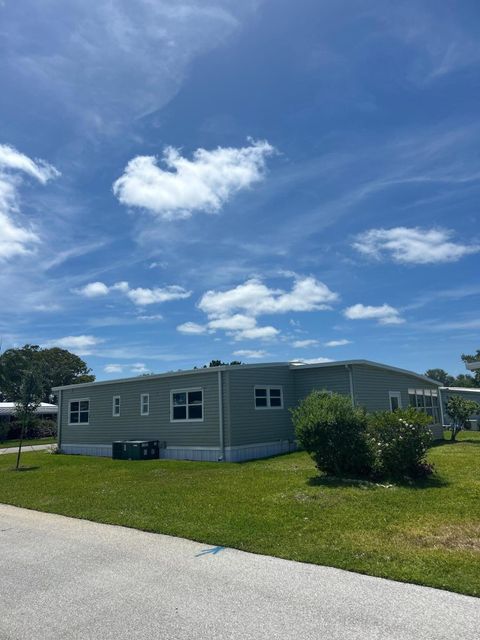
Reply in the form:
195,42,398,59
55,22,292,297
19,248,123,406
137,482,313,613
367,408,433,479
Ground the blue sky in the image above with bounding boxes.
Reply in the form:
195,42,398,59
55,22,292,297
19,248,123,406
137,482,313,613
0,0,479,379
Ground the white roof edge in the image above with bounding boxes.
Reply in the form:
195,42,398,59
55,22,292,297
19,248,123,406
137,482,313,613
466,361,480,371
439,386,480,392
289,359,441,386
52,362,291,392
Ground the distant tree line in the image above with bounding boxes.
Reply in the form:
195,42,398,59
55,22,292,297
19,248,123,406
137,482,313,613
426,350,480,388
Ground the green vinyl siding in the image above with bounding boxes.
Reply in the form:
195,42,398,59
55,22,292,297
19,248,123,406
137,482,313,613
351,364,439,414
60,371,220,447
293,365,351,402
227,366,295,446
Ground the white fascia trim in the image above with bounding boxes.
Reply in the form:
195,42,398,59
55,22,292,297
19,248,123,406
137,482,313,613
290,359,441,386
439,386,480,393
466,361,480,371
52,362,290,392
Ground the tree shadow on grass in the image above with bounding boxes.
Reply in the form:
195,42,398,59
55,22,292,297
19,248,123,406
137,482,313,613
307,473,448,490
10,466,40,472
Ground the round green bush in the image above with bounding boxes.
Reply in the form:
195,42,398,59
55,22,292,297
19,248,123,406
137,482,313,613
291,391,373,477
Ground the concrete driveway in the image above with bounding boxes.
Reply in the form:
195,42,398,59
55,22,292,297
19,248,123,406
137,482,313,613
0,504,478,640
0,444,54,455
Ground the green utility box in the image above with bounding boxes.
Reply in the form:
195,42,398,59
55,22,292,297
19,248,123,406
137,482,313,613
112,440,160,460
112,441,129,460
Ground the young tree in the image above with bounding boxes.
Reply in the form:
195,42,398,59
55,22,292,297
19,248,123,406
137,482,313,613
14,368,44,470
445,395,480,442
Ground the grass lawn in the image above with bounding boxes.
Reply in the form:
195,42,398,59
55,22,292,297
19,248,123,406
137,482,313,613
0,437,56,448
0,432,479,596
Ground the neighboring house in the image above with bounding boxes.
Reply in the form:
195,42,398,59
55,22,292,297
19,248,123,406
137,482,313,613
0,402,58,423
53,360,443,461
439,387,480,430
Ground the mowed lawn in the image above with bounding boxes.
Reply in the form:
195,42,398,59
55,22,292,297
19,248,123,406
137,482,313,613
1,433,479,596
0,437,56,448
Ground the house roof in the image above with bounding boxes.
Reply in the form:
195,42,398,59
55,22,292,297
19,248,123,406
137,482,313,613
52,358,439,391
0,402,58,416
289,359,441,386
466,361,480,371
439,386,480,393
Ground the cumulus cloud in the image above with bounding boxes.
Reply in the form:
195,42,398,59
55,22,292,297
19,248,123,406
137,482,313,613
353,227,479,264
199,276,338,318
177,322,208,335
112,140,275,220
104,362,149,374
232,349,268,359
343,304,404,325
292,339,319,348
75,280,191,306
45,334,102,355
178,275,338,343
0,144,59,261
324,339,351,347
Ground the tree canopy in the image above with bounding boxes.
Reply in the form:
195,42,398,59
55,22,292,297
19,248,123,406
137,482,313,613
426,349,480,388
0,345,95,402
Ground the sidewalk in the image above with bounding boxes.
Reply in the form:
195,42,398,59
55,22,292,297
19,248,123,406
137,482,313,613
0,443,54,455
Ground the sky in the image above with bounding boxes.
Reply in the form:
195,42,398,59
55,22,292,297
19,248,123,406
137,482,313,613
0,0,479,380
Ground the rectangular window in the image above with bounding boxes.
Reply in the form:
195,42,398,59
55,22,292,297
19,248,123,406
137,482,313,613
254,386,284,409
140,393,149,416
389,391,402,412
171,389,203,422
407,388,440,422
113,395,121,417
69,399,89,425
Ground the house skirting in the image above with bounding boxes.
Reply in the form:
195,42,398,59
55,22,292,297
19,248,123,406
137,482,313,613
60,440,296,462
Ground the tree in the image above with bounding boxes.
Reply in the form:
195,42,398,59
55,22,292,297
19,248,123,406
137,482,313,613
0,345,94,402
425,368,455,386
461,350,480,387
200,360,243,368
14,368,44,470
445,395,480,442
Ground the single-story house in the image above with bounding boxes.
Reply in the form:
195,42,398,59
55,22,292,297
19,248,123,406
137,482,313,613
439,387,480,430
0,402,58,423
53,360,443,461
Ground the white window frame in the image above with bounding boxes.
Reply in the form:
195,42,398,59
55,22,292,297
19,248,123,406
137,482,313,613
254,385,284,410
170,388,204,423
112,395,121,417
388,391,402,412
140,393,150,416
68,398,90,426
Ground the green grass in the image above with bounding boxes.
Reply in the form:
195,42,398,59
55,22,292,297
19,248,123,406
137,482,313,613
0,437,56,448
1,432,479,596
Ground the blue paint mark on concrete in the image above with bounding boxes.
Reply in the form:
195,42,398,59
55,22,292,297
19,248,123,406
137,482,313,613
195,546,225,557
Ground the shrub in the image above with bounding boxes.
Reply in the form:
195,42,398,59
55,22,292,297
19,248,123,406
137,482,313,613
367,408,433,480
292,391,373,477
26,419,57,439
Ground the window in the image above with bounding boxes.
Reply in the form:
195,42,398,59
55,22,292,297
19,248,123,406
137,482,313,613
69,399,89,425
254,386,284,409
389,391,402,412
408,388,440,422
112,395,121,417
140,393,149,416
171,389,203,422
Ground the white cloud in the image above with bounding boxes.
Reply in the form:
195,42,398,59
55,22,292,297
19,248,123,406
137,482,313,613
324,339,352,347
126,285,191,306
208,314,256,331
232,349,267,359
292,339,319,348
104,362,149,374
0,144,59,261
177,321,208,335
131,362,149,374
353,227,479,264
104,364,123,374
45,334,102,355
112,140,275,220
343,304,404,325
291,357,334,365
199,276,338,318
76,281,110,297
233,326,279,341
75,280,191,306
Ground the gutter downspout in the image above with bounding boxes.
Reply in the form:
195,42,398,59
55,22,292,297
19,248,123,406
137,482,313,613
346,365,355,406
218,370,225,461
57,390,62,451
439,388,446,426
